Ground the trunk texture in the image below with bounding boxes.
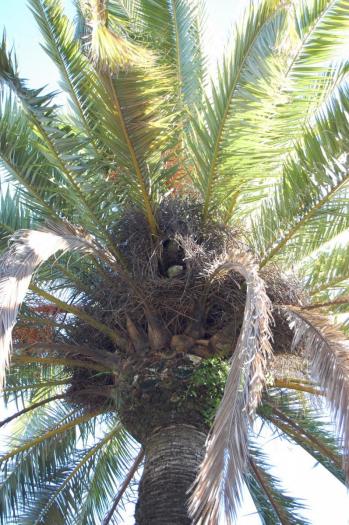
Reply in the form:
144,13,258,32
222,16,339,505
135,424,206,525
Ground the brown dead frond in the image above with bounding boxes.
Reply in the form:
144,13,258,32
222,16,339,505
189,251,273,524
0,220,100,388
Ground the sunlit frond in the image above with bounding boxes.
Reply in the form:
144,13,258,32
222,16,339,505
253,85,349,268
79,0,153,72
134,0,207,108
299,241,349,298
187,0,287,222
224,0,349,219
29,0,109,147
0,96,67,218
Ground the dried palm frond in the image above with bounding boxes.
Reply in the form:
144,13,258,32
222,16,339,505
284,306,349,479
190,251,273,524
0,221,99,388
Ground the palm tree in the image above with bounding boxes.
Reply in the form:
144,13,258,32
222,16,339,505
0,0,349,523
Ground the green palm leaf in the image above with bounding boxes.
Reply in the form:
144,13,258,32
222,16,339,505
223,0,349,219
188,0,287,221
254,85,349,267
246,443,309,525
300,241,349,298
260,388,345,484
135,0,207,107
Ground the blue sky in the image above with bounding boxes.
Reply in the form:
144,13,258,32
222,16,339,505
0,0,75,91
0,1,348,523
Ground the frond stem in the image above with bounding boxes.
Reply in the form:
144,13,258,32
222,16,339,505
0,394,65,428
0,409,103,463
249,457,293,525
202,5,282,223
11,356,110,372
101,73,157,236
260,171,349,268
29,283,127,350
102,448,144,525
272,379,322,396
2,378,70,393
301,297,349,310
170,0,183,103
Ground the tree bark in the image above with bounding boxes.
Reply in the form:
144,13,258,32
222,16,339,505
135,424,207,525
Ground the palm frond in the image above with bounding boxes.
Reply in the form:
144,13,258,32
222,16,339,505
0,96,68,218
0,409,101,464
2,377,70,407
302,297,349,310
0,399,75,520
224,0,349,219
272,378,322,396
0,33,135,254
1,351,71,410
187,0,287,222
260,388,345,484
0,189,35,246
74,0,184,231
29,0,108,148
97,69,168,234
27,282,127,349
102,448,144,525
76,429,138,525
283,306,349,480
0,189,107,297
28,0,156,230
299,241,349,298
80,0,153,71
13,341,119,369
0,394,65,429
190,251,272,523
17,422,133,525
10,356,109,373
246,444,309,525
0,403,104,523
254,85,349,268
78,1,185,232
135,0,207,107
0,220,115,387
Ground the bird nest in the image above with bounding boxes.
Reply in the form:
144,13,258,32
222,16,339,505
55,198,307,411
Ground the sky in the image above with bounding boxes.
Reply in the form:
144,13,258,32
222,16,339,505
0,0,348,524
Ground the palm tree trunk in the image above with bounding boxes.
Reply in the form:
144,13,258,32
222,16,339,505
135,424,207,525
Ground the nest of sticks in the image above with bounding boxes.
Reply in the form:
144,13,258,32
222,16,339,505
46,198,308,408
